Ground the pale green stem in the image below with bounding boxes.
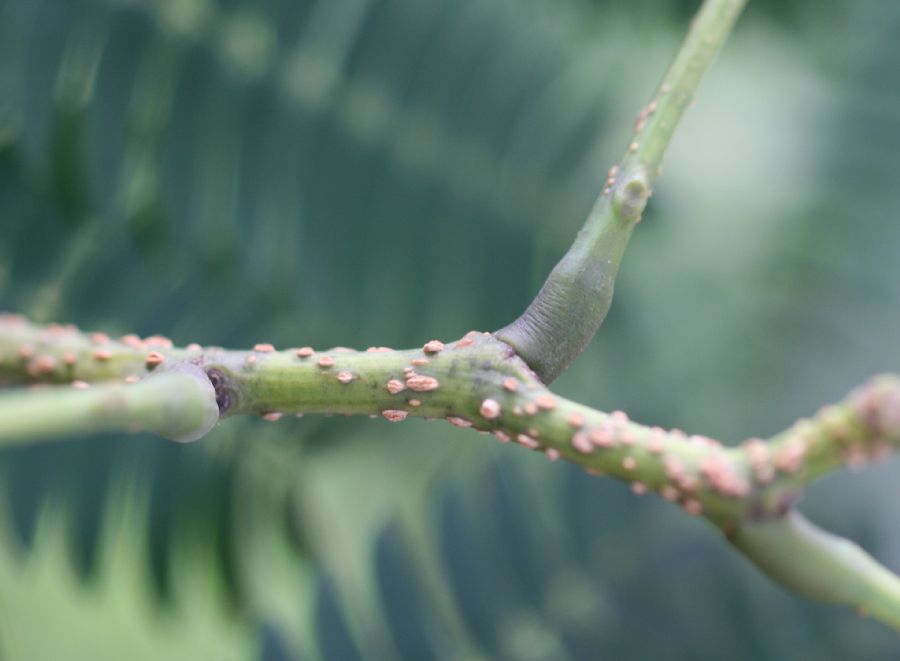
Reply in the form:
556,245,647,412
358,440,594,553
0,366,218,444
496,0,747,383
3,320,900,627
730,511,900,629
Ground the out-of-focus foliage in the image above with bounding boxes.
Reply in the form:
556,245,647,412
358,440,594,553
1,0,899,659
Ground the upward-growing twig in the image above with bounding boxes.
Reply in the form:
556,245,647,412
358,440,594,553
496,0,747,383
3,0,900,633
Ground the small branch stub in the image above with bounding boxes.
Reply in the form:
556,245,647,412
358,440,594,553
612,167,651,224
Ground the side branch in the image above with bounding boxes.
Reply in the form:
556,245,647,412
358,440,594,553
730,511,900,629
496,0,747,383
0,366,218,444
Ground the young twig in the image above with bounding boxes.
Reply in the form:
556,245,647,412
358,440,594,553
497,0,747,383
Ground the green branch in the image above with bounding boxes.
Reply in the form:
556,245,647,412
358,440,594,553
2,0,899,635
496,0,747,383
4,314,900,627
0,364,218,444
730,512,900,629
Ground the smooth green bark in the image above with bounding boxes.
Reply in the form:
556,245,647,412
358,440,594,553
0,366,218,444
731,512,900,629
497,0,747,383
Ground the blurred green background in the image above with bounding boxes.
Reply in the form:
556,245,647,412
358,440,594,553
1,0,900,658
